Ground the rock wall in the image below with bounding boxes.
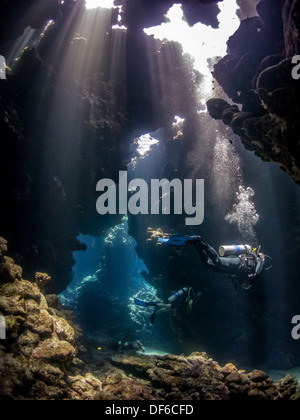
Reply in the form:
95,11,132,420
207,0,300,184
0,2,201,293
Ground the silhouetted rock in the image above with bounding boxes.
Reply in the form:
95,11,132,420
207,0,300,184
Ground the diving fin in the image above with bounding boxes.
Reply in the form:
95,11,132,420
134,298,158,307
158,235,193,247
134,298,148,307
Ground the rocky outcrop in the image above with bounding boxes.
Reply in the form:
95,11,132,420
110,352,229,400
108,352,300,400
121,0,221,31
207,0,300,184
0,236,103,400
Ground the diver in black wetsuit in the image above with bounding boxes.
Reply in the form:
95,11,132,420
158,235,270,290
134,287,202,325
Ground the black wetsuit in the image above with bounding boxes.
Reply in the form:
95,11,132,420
190,236,264,284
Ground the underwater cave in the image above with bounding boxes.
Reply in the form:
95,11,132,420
0,0,300,401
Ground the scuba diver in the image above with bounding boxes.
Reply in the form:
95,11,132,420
134,287,202,325
158,235,272,290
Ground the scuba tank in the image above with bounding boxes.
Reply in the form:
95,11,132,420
168,287,188,304
218,244,252,257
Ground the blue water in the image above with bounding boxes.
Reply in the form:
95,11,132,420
60,217,149,304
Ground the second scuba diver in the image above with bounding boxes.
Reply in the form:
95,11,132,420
134,287,202,325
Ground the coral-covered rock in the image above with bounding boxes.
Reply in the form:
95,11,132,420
25,310,54,337
45,294,61,309
0,352,33,398
68,373,103,400
0,258,23,283
0,279,40,301
18,330,40,358
0,294,27,317
52,316,75,344
0,242,104,399
276,374,300,399
35,272,51,290
111,352,229,400
108,351,300,400
31,338,75,363
248,369,269,383
206,98,237,120
0,237,7,259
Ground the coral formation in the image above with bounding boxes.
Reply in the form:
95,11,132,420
0,236,105,400
35,272,51,290
0,237,299,400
